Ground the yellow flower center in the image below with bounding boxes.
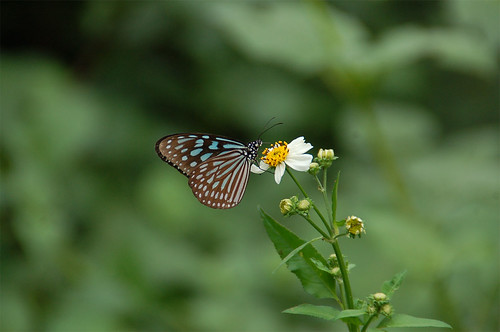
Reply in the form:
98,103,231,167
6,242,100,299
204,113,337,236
261,141,289,167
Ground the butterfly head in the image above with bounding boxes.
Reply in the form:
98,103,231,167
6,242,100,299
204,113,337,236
247,139,262,161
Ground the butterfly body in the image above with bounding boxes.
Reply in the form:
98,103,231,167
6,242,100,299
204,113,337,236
155,133,262,209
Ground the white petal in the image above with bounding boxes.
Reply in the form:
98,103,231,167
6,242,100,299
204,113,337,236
251,161,269,174
274,163,286,184
286,154,313,171
288,136,313,154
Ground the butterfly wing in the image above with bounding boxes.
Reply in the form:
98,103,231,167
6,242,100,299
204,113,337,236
188,150,251,209
155,133,246,176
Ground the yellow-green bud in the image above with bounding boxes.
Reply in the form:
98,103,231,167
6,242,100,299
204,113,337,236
318,148,335,160
366,305,377,315
279,199,293,215
328,254,338,267
331,267,341,276
316,148,337,168
345,215,366,238
308,162,320,175
381,304,393,316
297,199,311,211
373,292,387,302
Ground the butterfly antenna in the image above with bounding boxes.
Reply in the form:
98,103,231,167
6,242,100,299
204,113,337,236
258,118,283,140
262,117,277,130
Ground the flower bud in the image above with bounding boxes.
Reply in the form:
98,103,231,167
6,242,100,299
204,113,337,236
317,149,335,160
328,254,337,263
297,199,311,212
366,305,377,315
308,162,320,175
279,199,293,215
373,292,387,302
345,215,366,238
381,304,393,316
331,267,341,276
316,148,337,168
317,149,325,159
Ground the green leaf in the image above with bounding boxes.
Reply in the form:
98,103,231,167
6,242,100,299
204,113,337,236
381,270,407,299
283,305,366,323
335,219,346,227
332,171,340,223
272,236,323,274
309,257,333,274
261,209,338,299
335,309,366,320
283,304,339,320
377,314,452,329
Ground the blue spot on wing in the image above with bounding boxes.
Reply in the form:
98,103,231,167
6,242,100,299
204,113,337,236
190,148,203,156
216,137,244,144
208,141,219,150
223,143,245,149
200,153,213,162
194,139,204,148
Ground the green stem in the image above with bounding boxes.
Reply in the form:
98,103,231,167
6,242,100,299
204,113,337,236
331,171,341,235
333,232,349,240
313,174,335,233
302,215,330,239
361,314,377,332
321,169,334,231
331,240,355,313
337,279,347,311
313,175,324,194
287,168,333,237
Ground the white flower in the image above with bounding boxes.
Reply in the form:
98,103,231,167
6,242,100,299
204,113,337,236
251,136,313,184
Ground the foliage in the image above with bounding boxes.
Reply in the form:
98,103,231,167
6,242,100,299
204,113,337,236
1,1,498,331
260,166,450,330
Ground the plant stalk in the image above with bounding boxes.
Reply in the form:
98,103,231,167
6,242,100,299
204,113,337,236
331,240,356,328
321,169,335,231
287,168,333,237
361,314,376,332
302,215,330,239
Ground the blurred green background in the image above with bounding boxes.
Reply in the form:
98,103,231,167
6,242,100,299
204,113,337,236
1,1,499,331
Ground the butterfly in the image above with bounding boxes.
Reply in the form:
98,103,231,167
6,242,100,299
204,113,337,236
155,133,262,209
